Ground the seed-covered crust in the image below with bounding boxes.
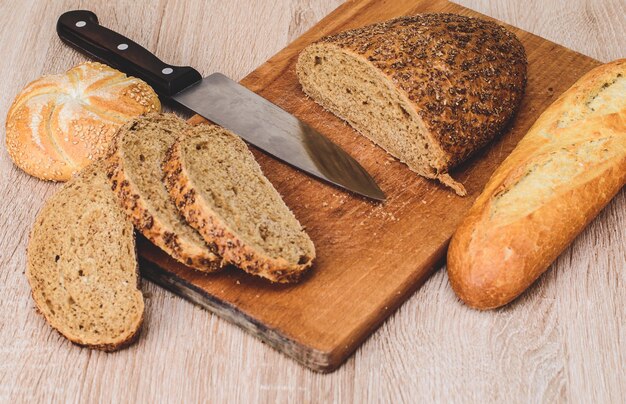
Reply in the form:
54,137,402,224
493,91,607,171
162,130,313,284
106,115,223,273
318,13,527,170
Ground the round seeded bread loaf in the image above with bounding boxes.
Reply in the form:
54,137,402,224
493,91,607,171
6,62,160,181
162,123,316,283
26,161,144,350
296,13,527,195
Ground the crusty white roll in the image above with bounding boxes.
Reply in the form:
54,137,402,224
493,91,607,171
6,62,160,181
447,59,626,309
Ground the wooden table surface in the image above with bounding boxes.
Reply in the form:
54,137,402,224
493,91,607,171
0,0,624,402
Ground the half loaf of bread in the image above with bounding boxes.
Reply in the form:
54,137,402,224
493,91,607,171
26,162,144,350
296,13,527,195
106,114,222,272
162,124,316,283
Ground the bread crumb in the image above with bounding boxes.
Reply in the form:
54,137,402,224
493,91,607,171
366,201,399,221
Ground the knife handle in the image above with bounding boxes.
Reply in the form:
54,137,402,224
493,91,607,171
56,10,202,97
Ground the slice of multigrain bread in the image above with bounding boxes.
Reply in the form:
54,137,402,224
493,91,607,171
26,162,144,351
106,114,223,272
162,124,316,283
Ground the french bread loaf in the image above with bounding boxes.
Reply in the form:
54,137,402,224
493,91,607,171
106,114,223,272
162,124,316,283
447,59,626,309
296,13,527,195
27,162,144,350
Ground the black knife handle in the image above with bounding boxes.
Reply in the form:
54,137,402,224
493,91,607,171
56,10,202,97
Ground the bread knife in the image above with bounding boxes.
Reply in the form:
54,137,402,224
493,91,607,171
56,10,385,201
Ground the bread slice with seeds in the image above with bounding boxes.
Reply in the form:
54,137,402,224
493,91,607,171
106,114,223,272
26,162,143,351
162,124,315,283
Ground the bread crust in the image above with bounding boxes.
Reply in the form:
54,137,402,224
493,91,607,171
26,162,144,350
106,116,223,273
162,133,312,283
6,62,160,181
447,59,626,309
297,13,526,189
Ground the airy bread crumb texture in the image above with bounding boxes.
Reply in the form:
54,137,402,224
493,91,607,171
298,46,447,179
107,113,222,272
27,162,144,350
163,124,316,283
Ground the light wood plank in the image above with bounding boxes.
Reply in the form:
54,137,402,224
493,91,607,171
0,0,623,402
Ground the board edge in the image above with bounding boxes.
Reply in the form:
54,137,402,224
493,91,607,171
139,257,342,373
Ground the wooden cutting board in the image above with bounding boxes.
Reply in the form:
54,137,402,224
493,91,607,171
139,0,600,372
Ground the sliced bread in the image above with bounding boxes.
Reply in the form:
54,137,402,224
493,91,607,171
26,162,144,350
296,13,527,195
162,124,316,283
106,114,223,272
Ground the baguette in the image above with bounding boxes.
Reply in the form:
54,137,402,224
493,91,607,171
447,59,626,309
6,62,160,181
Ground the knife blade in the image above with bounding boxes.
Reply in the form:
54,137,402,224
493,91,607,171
56,10,385,201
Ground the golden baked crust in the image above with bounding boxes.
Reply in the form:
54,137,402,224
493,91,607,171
6,62,160,181
447,59,626,309
316,13,527,172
